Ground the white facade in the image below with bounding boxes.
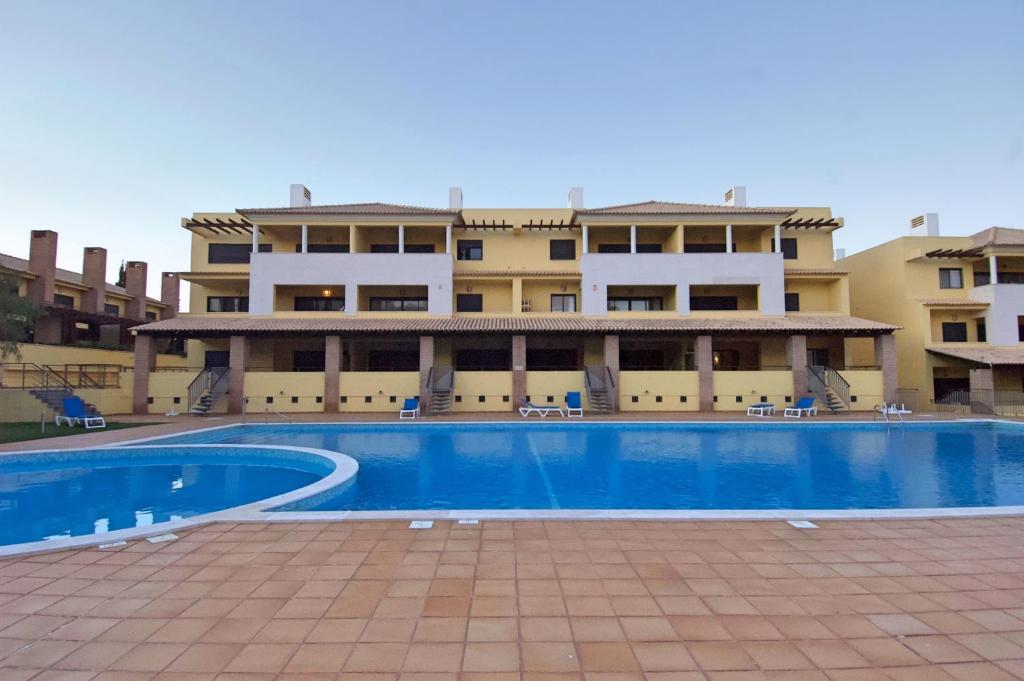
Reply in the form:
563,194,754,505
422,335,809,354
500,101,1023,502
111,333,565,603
971,283,1024,346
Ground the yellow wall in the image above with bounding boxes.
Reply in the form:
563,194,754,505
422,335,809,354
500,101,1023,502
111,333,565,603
618,371,699,411
784,278,848,314
521,280,582,314
146,370,202,415
713,370,793,411
453,280,513,313
526,371,588,409
452,371,513,412
928,309,986,343
244,372,327,413
340,371,420,412
844,370,884,409
14,343,186,368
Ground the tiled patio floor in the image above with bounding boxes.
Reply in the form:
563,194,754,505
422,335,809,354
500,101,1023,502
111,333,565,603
3,519,1024,680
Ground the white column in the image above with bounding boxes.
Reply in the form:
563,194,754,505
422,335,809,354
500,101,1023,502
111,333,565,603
398,224,405,254
582,225,589,254
725,224,733,254
990,254,998,284
445,223,452,254
300,224,308,253
773,224,781,253
251,224,260,252
630,224,637,254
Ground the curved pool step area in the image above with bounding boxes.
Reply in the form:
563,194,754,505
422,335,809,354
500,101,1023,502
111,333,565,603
0,444,357,557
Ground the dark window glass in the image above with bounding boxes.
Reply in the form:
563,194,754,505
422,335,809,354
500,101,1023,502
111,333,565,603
636,243,662,253
367,350,419,371
103,303,120,316
207,296,249,312
941,322,968,342
297,243,349,253
597,244,630,253
550,294,576,312
939,268,963,289
370,243,400,253
620,349,666,371
293,350,326,372
204,351,229,368
526,348,578,371
785,292,800,312
607,297,664,311
1019,321,1024,342
977,321,987,343
294,296,344,312
368,297,428,312
208,243,270,264
404,243,436,253
684,243,728,253
549,239,576,260
690,296,739,311
455,348,510,371
771,238,798,259
145,311,157,321
974,271,991,286
456,294,483,312
457,240,483,260
53,293,75,308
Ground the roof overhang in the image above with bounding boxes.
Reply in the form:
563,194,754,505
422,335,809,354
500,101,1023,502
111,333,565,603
927,346,1024,366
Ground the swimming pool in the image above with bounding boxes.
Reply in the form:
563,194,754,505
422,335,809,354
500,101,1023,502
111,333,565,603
150,421,1024,513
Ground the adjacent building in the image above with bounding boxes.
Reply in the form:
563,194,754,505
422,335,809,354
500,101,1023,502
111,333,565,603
132,185,898,415
843,214,1024,412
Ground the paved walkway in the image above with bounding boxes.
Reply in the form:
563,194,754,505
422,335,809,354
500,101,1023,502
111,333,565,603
3,518,1024,679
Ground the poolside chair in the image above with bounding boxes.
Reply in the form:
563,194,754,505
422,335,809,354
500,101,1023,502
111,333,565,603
565,391,584,418
519,398,565,418
885,402,912,415
56,397,106,429
783,396,817,418
746,402,775,417
399,397,420,420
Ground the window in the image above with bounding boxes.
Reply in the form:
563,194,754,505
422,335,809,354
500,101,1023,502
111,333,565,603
526,348,578,371
939,268,963,289
53,293,75,308
785,292,800,312
145,311,157,321
368,350,419,371
684,243,727,253
294,296,344,312
597,243,630,253
941,322,968,342
771,238,798,260
620,349,666,370
204,351,229,368
1019,318,1024,342
550,239,576,260
207,296,249,312
977,321,987,343
636,243,663,253
404,244,436,253
550,294,576,312
293,350,325,372
690,296,738,311
455,348,510,371
297,243,349,253
456,293,483,312
368,297,428,312
208,243,270,264
457,240,483,260
974,271,991,287
370,243,399,253
103,303,120,317
607,297,664,311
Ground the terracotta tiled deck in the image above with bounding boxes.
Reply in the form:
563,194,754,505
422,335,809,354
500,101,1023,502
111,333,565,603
3,518,1024,680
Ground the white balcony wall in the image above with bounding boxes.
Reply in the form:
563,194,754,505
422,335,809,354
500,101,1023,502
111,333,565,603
971,283,1024,345
580,253,786,316
249,252,454,315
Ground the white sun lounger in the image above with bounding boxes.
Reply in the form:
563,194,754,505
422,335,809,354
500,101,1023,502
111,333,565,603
519,401,565,418
746,403,775,417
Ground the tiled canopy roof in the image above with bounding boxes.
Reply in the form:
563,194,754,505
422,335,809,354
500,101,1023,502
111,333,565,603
918,298,989,307
133,314,897,336
927,346,1024,366
237,203,458,217
0,253,165,305
971,226,1024,248
577,201,795,216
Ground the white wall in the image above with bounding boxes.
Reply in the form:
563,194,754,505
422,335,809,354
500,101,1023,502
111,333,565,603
972,283,1024,346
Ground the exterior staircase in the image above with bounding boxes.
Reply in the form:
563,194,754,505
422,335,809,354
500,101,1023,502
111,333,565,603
584,365,615,414
809,366,850,413
187,367,230,415
427,366,454,415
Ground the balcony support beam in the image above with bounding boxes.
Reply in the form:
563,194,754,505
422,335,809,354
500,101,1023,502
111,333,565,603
773,224,781,253
398,224,405,254
630,224,637,254
132,334,155,415
300,224,308,253
445,223,452,254
604,334,620,412
725,224,733,254
419,335,434,412
990,254,998,284
969,367,994,414
875,333,897,404
251,224,260,253
787,334,808,399
696,335,713,412
512,335,527,410
324,335,340,413
582,225,589,254
228,335,248,414
677,224,685,253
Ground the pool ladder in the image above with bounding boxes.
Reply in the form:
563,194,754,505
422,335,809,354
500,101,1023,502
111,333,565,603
873,403,904,424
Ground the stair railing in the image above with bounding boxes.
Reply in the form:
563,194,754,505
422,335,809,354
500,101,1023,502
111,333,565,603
186,368,212,413
808,365,850,410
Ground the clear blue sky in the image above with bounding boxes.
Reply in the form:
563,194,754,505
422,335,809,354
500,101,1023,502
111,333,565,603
1,1,1022,300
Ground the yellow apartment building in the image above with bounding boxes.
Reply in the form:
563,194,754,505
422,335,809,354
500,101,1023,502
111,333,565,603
843,214,1024,413
130,185,898,416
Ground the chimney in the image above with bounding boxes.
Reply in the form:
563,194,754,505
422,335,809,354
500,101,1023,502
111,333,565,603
909,212,940,236
834,248,847,260
290,184,312,208
568,187,584,210
81,247,108,314
160,272,181,319
448,186,463,210
124,261,148,320
27,230,58,305
724,186,747,208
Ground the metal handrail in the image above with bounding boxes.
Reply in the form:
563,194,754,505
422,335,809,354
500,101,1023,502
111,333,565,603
264,407,292,424
809,365,850,409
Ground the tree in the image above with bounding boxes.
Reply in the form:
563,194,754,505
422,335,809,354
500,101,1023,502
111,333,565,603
116,260,126,288
0,273,43,360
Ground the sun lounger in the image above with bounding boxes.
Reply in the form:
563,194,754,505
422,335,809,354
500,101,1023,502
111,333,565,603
746,402,775,417
56,396,106,429
399,397,420,420
519,399,565,418
566,391,584,418
783,396,817,418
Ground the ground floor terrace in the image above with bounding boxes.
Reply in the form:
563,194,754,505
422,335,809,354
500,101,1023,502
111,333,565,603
927,347,1024,417
131,316,898,416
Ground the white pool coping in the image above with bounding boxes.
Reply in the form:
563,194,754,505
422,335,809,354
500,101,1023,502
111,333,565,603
0,444,358,558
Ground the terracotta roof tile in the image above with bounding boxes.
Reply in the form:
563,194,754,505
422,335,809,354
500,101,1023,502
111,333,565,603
237,202,457,217
577,200,795,217
0,252,165,305
927,346,1024,366
784,268,849,276
453,270,580,278
971,226,1024,248
918,298,989,307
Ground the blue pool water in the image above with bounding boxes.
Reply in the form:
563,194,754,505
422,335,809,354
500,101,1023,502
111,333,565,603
0,447,323,547
154,422,1024,511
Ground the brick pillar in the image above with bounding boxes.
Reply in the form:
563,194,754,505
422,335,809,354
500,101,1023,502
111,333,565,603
81,247,107,315
324,335,341,413
419,335,434,411
969,367,994,415
512,335,527,409
124,261,148,320
696,335,713,411
787,334,808,398
160,272,181,319
603,334,620,412
228,335,248,415
875,334,898,404
132,334,156,414
27,230,58,305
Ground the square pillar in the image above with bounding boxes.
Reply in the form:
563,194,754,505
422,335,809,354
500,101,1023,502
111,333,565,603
398,224,405,254
725,224,733,253
787,334,808,398
677,224,685,253
228,335,249,414
874,334,897,403
512,278,523,315
630,225,637,254
512,335,527,409
969,368,995,414
696,335,713,411
604,334,620,412
419,335,434,411
301,224,308,253
581,225,589,254
251,224,260,252
990,255,998,284
132,334,156,414
445,223,453,254
324,335,341,413
773,225,782,252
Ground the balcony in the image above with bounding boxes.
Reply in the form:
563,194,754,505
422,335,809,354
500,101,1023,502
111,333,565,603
970,282,1024,345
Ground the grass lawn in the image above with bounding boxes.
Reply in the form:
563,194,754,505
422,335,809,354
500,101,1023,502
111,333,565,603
0,421,161,444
